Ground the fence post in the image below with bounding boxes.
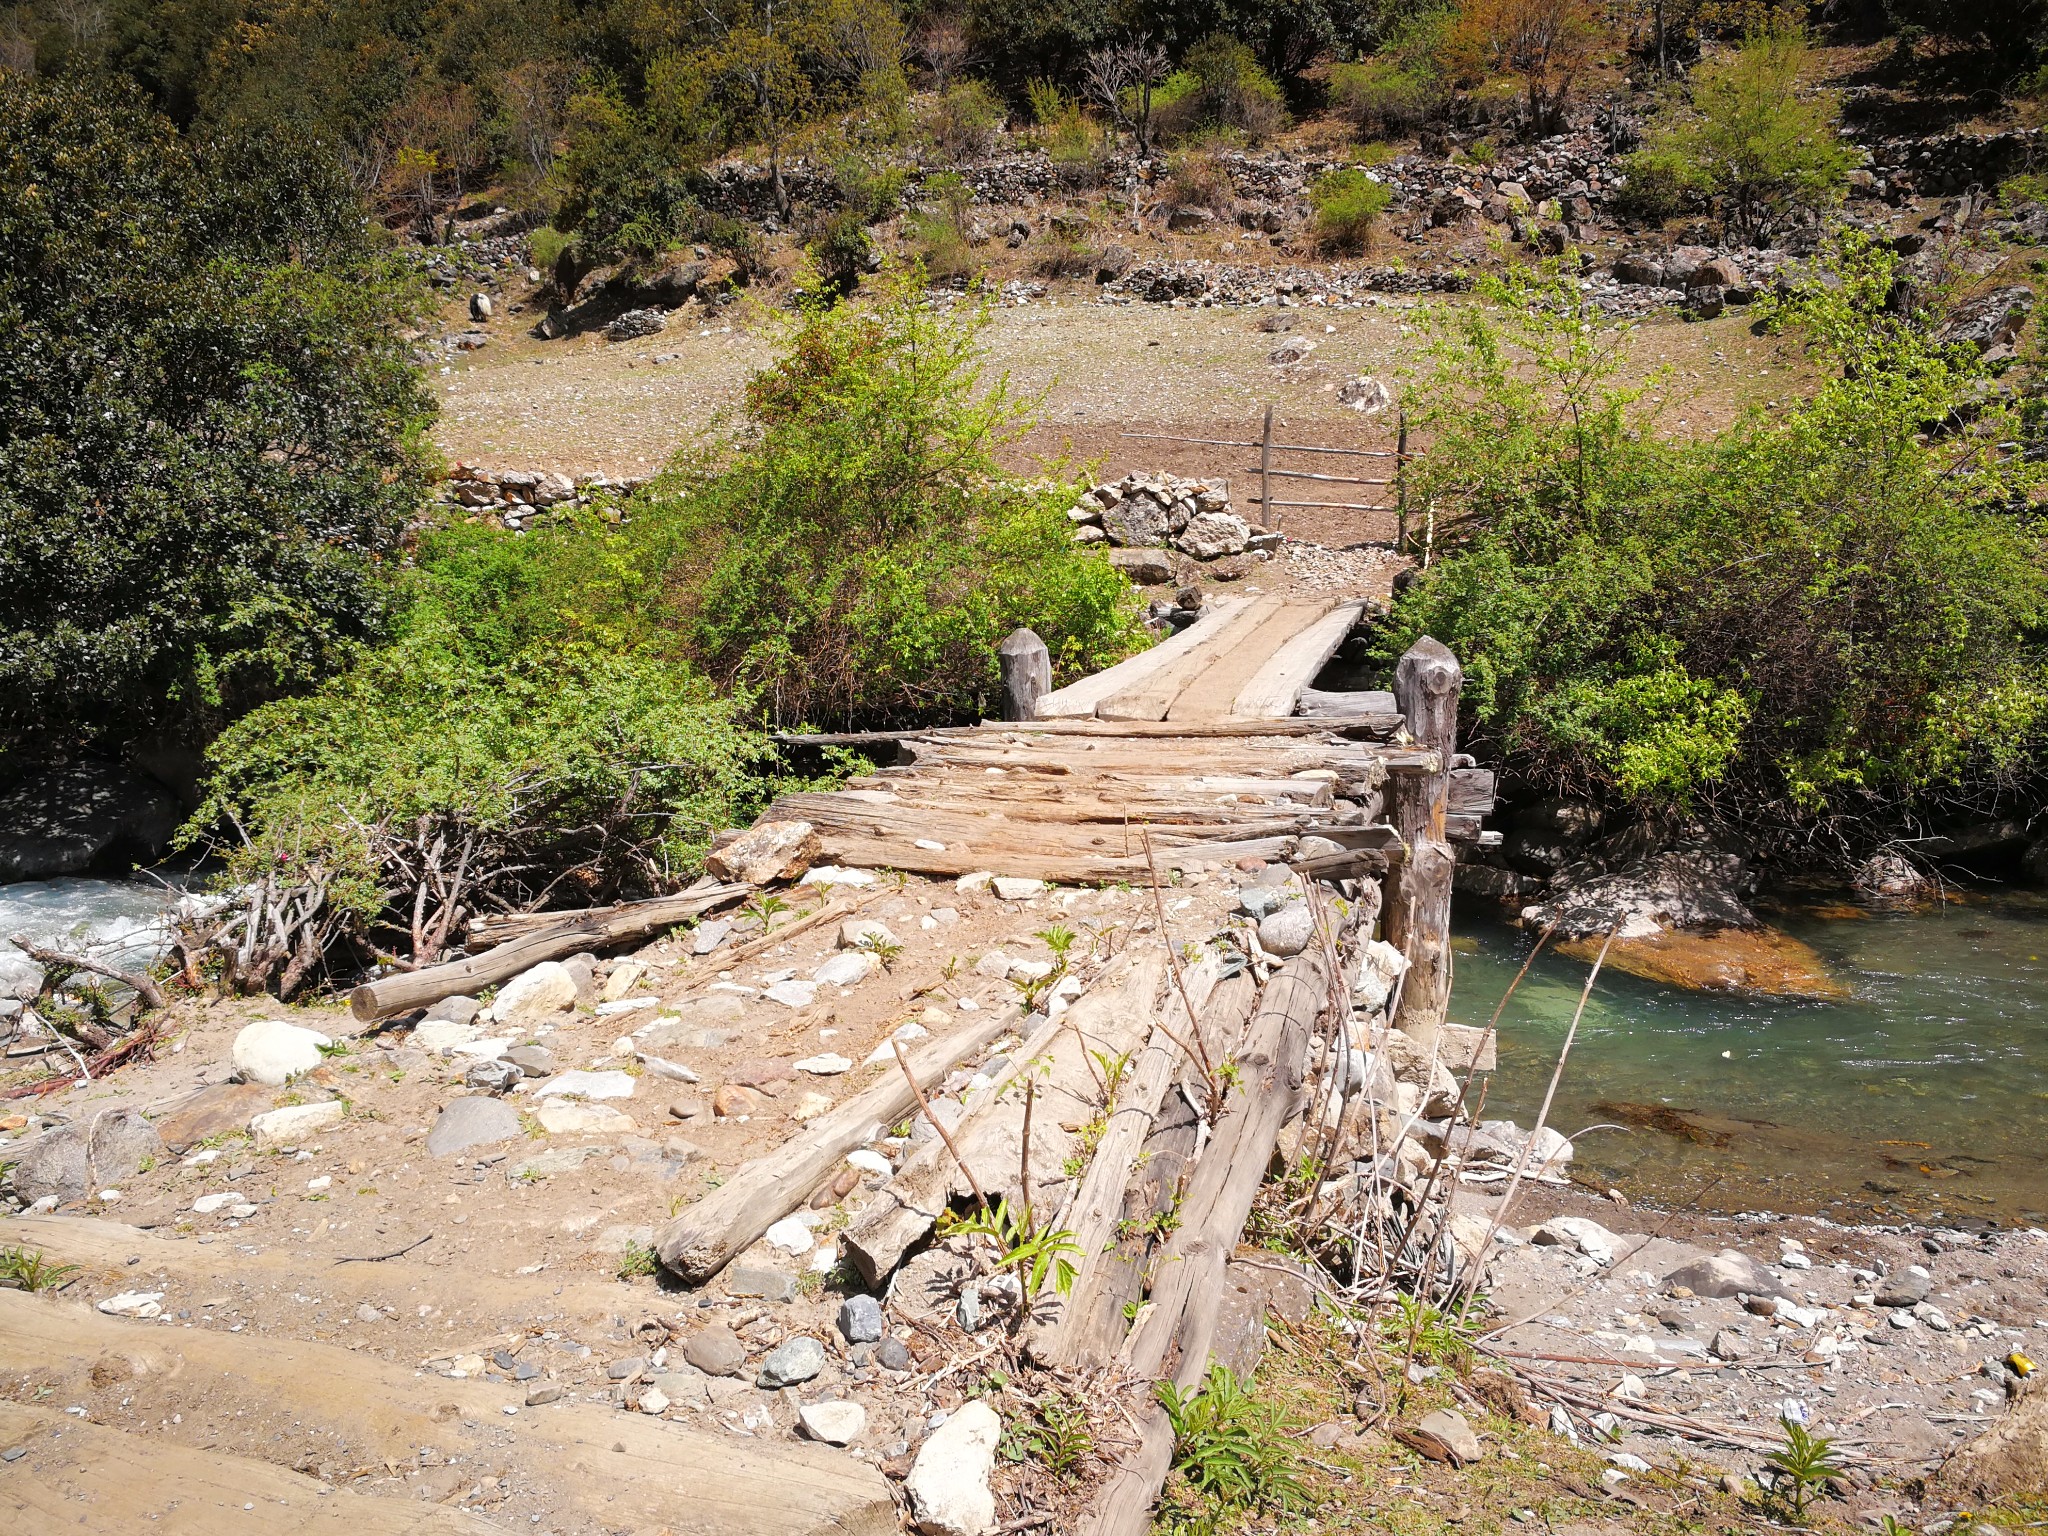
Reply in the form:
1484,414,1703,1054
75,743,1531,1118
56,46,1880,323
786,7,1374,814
1395,409,1409,554
1257,404,1275,532
998,628,1052,721
1386,635,1463,1050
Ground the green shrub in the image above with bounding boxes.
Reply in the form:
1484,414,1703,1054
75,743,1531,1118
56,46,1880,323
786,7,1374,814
1154,38,1288,145
1381,238,2048,832
630,268,1147,728
806,207,874,294
928,79,1005,160
188,517,788,962
0,75,434,763
527,225,575,276
910,170,981,280
1330,57,1440,134
1309,168,1394,253
1612,145,1704,224
1164,148,1236,211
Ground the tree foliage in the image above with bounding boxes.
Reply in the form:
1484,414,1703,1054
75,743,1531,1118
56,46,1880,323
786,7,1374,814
1382,240,2048,842
0,74,435,765
1640,23,1854,246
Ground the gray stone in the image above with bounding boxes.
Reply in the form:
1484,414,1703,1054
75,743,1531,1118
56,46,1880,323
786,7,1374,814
906,1399,1001,1536
1256,903,1316,958
607,1356,647,1381
691,919,734,955
1268,335,1315,365
11,1107,163,1206
684,1327,747,1377
759,1335,826,1387
1237,885,1286,918
838,1294,884,1344
1708,1328,1749,1362
424,994,481,1027
1532,1215,1622,1266
1101,499,1173,550
604,307,666,341
232,1019,332,1085
1662,1248,1794,1300
504,1044,555,1077
463,1057,522,1092
728,1264,797,1302
877,1337,912,1371
800,1399,869,1445
524,1383,564,1406
1876,1267,1932,1308
425,1095,523,1158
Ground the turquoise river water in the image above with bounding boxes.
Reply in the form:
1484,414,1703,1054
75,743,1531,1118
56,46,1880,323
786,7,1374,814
1454,893,2048,1229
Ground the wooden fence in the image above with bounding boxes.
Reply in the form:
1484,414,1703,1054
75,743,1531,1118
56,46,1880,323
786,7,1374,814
1122,404,1415,548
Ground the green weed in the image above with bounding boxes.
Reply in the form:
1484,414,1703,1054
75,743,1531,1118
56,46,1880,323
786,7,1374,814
1764,1416,1841,1521
1157,1364,1306,1523
0,1246,83,1293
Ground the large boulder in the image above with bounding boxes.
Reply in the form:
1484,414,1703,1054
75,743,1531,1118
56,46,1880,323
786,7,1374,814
1661,1247,1794,1300
488,960,581,1023
1177,510,1251,561
706,821,820,885
0,761,182,882
1520,847,1755,939
12,1107,163,1204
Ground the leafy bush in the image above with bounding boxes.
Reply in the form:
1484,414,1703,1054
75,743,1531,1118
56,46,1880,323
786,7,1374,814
1640,23,1855,245
189,518,787,979
0,75,434,764
1155,37,1288,145
1330,11,1456,138
1157,1364,1307,1526
1310,168,1394,252
928,79,1005,160
1612,144,1705,224
1380,240,2048,839
909,171,982,280
626,269,1147,728
806,208,875,294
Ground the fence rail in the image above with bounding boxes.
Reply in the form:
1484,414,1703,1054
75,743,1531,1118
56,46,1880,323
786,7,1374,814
1121,404,1414,547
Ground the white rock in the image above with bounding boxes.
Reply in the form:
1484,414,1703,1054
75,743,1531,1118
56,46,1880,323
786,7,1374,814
795,1053,853,1075
248,1101,346,1149
801,865,877,888
839,919,900,950
906,1398,1001,1536
847,1149,892,1176
991,877,1046,901
1257,904,1316,958
1534,1216,1621,1267
800,1399,868,1445
765,979,821,1008
595,997,658,1016
765,1216,816,1255
955,871,994,893
973,951,1012,979
97,1290,165,1319
601,961,648,1001
191,1192,242,1214
813,952,874,988
790,1091,836,1121
534,1102,635,1135
1007,959,1055,983
411,1017,483,1054
536,1069,636,1100
231,1020,331,1085
638,1387,671,1415
489,961,580,1023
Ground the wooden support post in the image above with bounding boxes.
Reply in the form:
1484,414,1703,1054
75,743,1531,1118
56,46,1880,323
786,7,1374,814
1387,636,1462,1050
1259,403,1274,532
998,628,1051,722
1395,409,1409,552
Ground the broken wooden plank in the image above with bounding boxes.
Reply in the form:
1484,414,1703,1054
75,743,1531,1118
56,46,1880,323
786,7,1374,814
653,1011,1016,1284
1036,598,1253,719
1230,600,1368,720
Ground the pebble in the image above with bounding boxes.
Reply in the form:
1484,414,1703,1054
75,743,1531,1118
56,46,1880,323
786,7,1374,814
906,1400,1001,1536
877,1337,912,1371
838,1294,884,1344
1,1447,23,1462
759,1336,826,1387
685,1328,747,1377
799,1400,869,1445
765,1216,816,1255
727,1264,796,1302
992,877,1046,901
794,1053,853,1075
525,1383,564,1406
608,1357,646,1381
638,1387,671,1414
846,1149,892,1176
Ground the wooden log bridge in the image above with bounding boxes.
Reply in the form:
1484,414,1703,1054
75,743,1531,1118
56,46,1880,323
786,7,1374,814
643,611,1496,1533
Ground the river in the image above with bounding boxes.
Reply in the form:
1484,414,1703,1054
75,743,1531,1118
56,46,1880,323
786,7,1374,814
1457,893,2048,1229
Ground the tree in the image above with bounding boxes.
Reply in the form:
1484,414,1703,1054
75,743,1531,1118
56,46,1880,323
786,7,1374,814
1445,0,1604,137
1658,23,1853,246
0,76,435,761
1085,35,1169,154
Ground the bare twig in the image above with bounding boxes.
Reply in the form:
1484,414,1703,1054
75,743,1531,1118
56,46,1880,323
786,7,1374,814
892,1036,991,1217
334,1234,435,1264
9,933,166,1012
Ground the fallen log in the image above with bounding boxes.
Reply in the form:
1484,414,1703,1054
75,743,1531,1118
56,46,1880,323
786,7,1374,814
841,954,1160,1287
654,1008,1017,1284
348,882,749,1022
9,934,165,1013
1080,953,1328,1536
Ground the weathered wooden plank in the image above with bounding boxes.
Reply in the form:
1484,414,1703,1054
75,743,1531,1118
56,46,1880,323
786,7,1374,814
1166,600,1335,724
1448,766,1497,818
1097,598,1282,723
1230,600,1368,720
1036,599,1253,719
1298,687,1397,717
